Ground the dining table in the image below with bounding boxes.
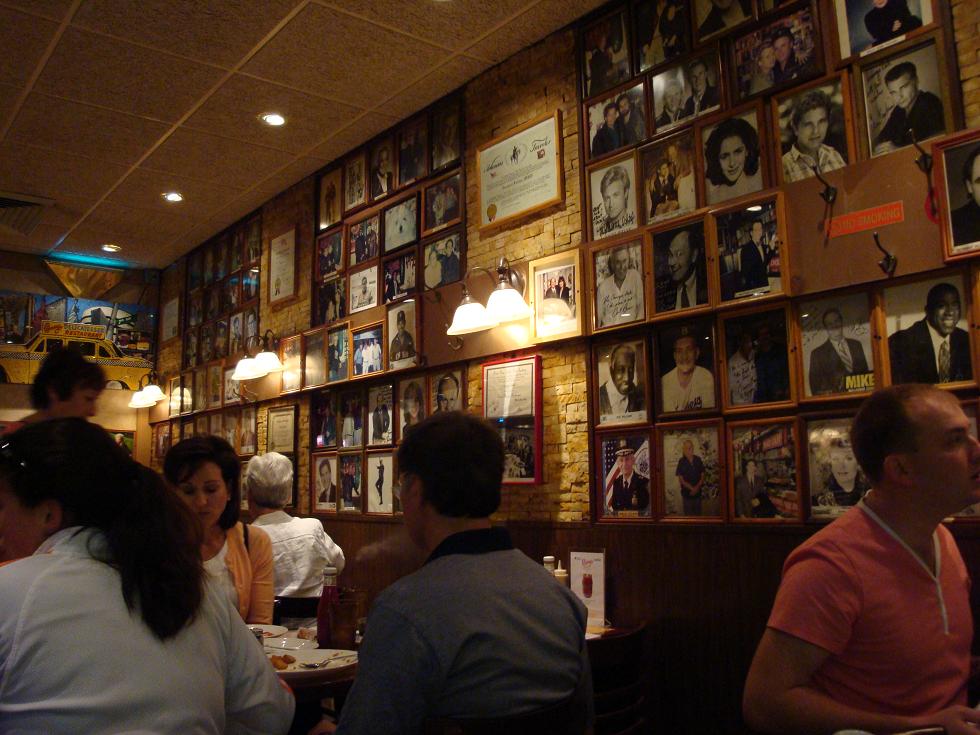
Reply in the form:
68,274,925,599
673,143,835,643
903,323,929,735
256,626,359,705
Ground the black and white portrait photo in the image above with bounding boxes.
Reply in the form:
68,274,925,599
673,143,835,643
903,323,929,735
660,425,721,517
582,9,632,97
650,52,721,133
423,232,462,289
715,200,782,302
366,453,393,514
723,309,791,407
694,0,752,43
731,7,818,100
640,132,697,224
369,137,395,202
634,0,690,73
349,265,379,314
348,214,379,266
368,383,393,446
430,369,463,413
317,168,342,231
702,109,765,205
799,292,875,397
730,422,798,520
431,98,461,171
776,78,850,184
656,320,716,414
885,276,973,385
598,433,652,518
806,417,869,520
315,277,345,327
383,196,418,253
593,240,645,329
835,0,931,60
595,338,648,426
652,220,708,314
343,152,366,213
863,41,947,156
312,454,337,512
589,156,638,240
398,117,428,187
939,135,980,256
587,83,647,159
387,301,417,371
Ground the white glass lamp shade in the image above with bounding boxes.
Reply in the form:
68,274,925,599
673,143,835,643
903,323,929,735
141,383,166,403
254,350,284,373
127,390,156,409
231,357,265,381
447,294,498,336
539,297,573,324
486,282,531,322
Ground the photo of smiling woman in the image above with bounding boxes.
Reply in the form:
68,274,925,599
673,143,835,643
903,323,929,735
807,417,870,520
702,111,764,205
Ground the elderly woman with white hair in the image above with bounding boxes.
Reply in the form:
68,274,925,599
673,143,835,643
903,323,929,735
246,452,345,628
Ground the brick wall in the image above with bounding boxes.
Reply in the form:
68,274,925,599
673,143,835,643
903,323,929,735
953,0,980,126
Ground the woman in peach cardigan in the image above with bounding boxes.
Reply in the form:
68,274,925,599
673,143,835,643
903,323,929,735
164,436,273,624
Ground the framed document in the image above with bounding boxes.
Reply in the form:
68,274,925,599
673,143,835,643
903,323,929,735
482,355,543,485
477,112,564,230
268,227,297,306
160,297,179,346
266,405,297,455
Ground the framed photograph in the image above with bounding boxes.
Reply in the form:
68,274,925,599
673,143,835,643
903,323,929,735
711,194,785,303
212,318,229,361
397,376,426,443
338,453,363,512
366,452,394,514
202,245,214,288
729,418,801,521
429,368,464,414
594,337,648,426
634,0,690,73
225,273,241,314
587,151,639,241
187,250,204,293
798,291,876,399
213,235,228,282
650,50,722,134
693,0,753,44
312,453,337,512
731,5,821,102
160,297,179,346
327,323,350,384
228,311,244,357
303,328,327,389
582,8,631,97
183,328,198,369
352,322,385,378
698,105,767,206
383,196,418,254
316,227,343,282
317,167,342,232
239,406,257,456
222,410,239,451
422,231,463,289
591,237,646,331
651,216,710,315
383,250,417,304
398,116,428,188
245,218,261,264
387,300,417,371
193,367,206,412
343,150,367,213
279,334,302,394
774,73,854,185
422,171,462,235
368,383,394,445
721,305,795,409
314,276,346,327
209,412,223,439
658,420,723,519
368,136,395,202
349,264,379,314
267,405,297,455
243,306,258,350
152,422,171,466
883,273,974,385
199,323,214,364
859,36,950,158
207,363,223,409
222,366,239,406
348,213,380,267
477,112,564,230
483,355,542,485
586,82,647,160
596,430,652,519
655,317,717,415
242,267,260,304
834,0,933,61
187,291,203,328
431,97,462,172
312,389,338,449
935,130,980,261
204,285,220,322
805,416,869,520
268,227,297,306
639,132,698,225
529,249,583,343
178,372,192,414
339,390,364,449
194,414,207,438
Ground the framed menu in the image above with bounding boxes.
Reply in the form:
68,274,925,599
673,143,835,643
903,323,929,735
482,355,542,485
269,227,297,306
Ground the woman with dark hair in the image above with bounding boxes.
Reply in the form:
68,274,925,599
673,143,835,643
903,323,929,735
0,419,293,733
164,435,274,625
704,115,763,204
401,380,425,430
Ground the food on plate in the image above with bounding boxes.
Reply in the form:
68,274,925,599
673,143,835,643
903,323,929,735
268,654,296,671
296,627,316,640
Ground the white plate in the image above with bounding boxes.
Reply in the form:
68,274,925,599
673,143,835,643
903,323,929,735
266,648,358,680
249,624,288,639
264,636,316,651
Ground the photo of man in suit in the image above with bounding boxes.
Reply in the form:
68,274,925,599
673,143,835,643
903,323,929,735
599,342,646,424
888,282,972,384
808,308,870,395
734,458,776,518
740,221,771,292
682,57,721,117
950,144,980,249
656,227,708,312
607,440,650,513
871,60,945,154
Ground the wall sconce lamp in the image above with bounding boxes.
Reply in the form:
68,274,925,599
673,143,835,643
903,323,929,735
446,258,531,336
232,329,283,381
128,370,166,409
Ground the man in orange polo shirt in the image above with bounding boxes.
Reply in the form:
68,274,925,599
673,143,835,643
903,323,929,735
744,384,980,734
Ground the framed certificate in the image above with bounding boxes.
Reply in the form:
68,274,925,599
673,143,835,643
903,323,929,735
266,405,297,455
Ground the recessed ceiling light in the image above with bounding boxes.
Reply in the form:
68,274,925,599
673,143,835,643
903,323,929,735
101,243,121,252
163,191,184,203
260,113,286,127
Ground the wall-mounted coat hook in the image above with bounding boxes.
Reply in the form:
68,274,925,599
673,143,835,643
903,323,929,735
873,231,897,277
909,130,938,218
810,164,837,205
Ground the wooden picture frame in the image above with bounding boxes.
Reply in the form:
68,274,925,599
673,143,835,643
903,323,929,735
338,452,364,513
327,323,350,384
343,150,367,214
422,229,464,289
228,311,244,358
633,0,691,75
638,129,699,226
593,335,650,427
339,389,365,449
222,366,240,406
584,79,648,162
728,416,802,522
366,451,395,514
242,266,260,305
654,316,719,417
477,111,564,231
482,355,543,485
315,227,344,283
182,327,198,370
649,48,724,137
386,300,418,372
692,0,754,46
529,249,584,343
312,389,338,450
430,96,462,173
422,170,462,236
397,375,427,443
367,383,394,446
590,235,647,333
802,412,868,522
160,296,180,347
383,248,417,304
587,149,640,242
279,334,302,394
212,318,229,362
348,263,380,314
302,327,327,389
595,428,653,520
383,195,419,254
245,217,262,264
368,136,396,203
720,303,797,412
239,405,257,456
199,322,214,364
832,0,935,65
352,321,386,379
222,409,239,452
348,212,381,267
317,166,343,232
207,362,223,409
934,129,980,262
656,419,724,521
428,367,465,414
193,366,207,412
649,213,713,317
312,452,338,513
266,404,297,455
581,7,632,98
314,276,345,327
696,102,770,207
397,115,429,188
268,227,297,307
178,371,193,415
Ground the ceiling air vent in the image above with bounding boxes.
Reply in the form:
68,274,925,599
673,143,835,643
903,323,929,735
0,191,55,237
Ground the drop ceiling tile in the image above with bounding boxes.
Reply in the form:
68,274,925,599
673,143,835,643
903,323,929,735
383,55,488,121
7,92,170,166
141,128,296,190
86,200,204,244
35,27,225,121
0,0,74,21
243,4,447,108
0,223,71,257
0,82,23,130
71,0,299,68
0,6,60,86
107,168,244,221
0,142,128,207
54,224,173,268
39,195,90,228
183,74,362,154
466,0,606,63
252,156,329,197
308,111,400,161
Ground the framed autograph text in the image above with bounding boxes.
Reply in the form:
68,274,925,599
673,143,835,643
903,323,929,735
482,355,543,485
268,227,297,307
477,112,564,230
